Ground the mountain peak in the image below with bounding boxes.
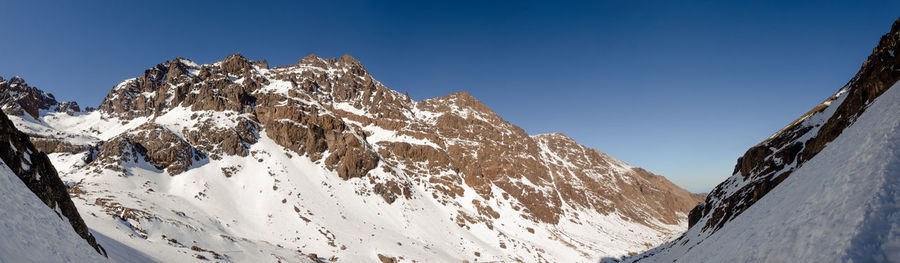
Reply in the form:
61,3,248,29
219,52,257,77
7,76,26,86
0,76,63,119
335,54,368,76
297,53,326,66
171,57,199,68
225,52,247,60
445,91,493,113
336,53,360,65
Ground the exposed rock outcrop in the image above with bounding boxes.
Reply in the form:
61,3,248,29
29,136,94,154
94,123,205,175
0,76,60,119
0,110,106,255
56,101,81,114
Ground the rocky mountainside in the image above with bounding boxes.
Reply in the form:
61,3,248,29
623,17,900,262
2,53,701,262
0,109,105,257
0,76,96,154
1,76,82,119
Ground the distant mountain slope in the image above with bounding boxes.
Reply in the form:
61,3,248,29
624,17,900,263
2,53,701,262
0,76,81,119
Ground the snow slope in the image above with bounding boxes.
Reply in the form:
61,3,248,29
51,130,679,262
0,158,107,263
627,81,900,262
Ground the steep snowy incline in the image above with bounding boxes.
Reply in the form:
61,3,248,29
624,17,900,263
628,77,900,263
0,159,106,263
685,17,900,233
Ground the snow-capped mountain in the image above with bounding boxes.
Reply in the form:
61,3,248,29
623,18,900,263
0,108,106,261
2,54,701,262
0,76,82,119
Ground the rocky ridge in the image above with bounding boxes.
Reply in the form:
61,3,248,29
0,76,81,119
2,53,702,261
89,52,702,227
0,109,105,256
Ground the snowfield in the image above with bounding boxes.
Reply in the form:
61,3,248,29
0,159,107,263
628,81,900,262
48,129,682,262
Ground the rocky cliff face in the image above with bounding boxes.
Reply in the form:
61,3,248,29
88,52,702,227
0,110,105,256
4,53,702,261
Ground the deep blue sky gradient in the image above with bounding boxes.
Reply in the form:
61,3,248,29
2,1,898,191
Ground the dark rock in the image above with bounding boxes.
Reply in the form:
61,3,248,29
0,76,60,119
94,123,205,175
0,110,106,255
56,101,81,114
377,254,398,263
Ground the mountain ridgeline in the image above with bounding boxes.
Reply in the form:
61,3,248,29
1,54,702,261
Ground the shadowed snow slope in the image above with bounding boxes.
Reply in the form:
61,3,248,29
0,159,106,263
623,18,900,263
627,77,900,263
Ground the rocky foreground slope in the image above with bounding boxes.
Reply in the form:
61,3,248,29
0,108,106,260
2,53,701,262
623,17,900,263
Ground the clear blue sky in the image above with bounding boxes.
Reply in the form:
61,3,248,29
2,1,898,192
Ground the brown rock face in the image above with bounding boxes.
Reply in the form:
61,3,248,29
0,76,60,119
56,101,81,114
29,136,94,154
535,133,705,225
0,76,100,154
414,92,568,223
0,110,106,256
377,254,398,263
84,51,699,231
94,123,204,175
688,18,900,232
94,53,383,178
